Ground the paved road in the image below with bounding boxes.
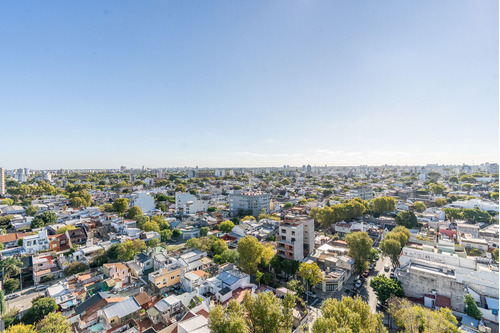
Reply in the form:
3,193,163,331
6,286,43,313
357,256,392,313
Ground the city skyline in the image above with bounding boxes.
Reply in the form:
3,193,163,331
1,0,498,169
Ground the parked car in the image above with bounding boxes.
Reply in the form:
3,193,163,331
390,272,395,279
354,280,362,289
6,293,19,300
36,285,49,292
384,264,390,272
362,271,369,278
369,263,375,270
349,289,357,297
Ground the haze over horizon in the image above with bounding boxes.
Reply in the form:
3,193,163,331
1,0,498,169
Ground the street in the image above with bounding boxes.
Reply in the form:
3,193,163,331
306,255,393,330
6,286,43,314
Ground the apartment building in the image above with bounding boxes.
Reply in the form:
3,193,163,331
23,230,50,254
0,167,5,195
349,185,374,200
229,191,270,216
276,215,315,261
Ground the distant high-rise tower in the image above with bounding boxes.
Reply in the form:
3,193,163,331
120,166,126,172
306,164,312,175
0,167,5,195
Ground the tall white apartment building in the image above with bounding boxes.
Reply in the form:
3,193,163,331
229,191,270,216
0,167,5,195
131,192,155,213
277,215,315,261
349,185,374,200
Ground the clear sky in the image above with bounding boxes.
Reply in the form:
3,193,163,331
1,0,498,169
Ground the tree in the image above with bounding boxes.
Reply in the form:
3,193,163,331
209,300,248,333
395,211,419,229
63,262,87,276
31,211,57,229
370,197,396,214
492,249,499,262
25,205,39,216
126,206,143,220
413,201,426,212
298,262,323,302
35,312,71,333
21,297,58,325
147,238,160,247
200,227,209,237
370,275,404,305
221,249,239,264
281,178,291,186
0,257,23,279
243,291,295,333
284,202,293,209
0,290,6,316
260,245,275,268
312,296,387,333
117,239,146,261
68,190,91,208
464,294,482,320
379,238,402,268
435,198,448,207
172,229,182,237
286,279,305,295
388,297,458,333
56,225,77,234
175,184,186,193
160,229,173,242
3,279,19,294
112,198,129,215
345,232,373,274
5,323,36,333
490,192,499,201
219,220,235,233
237,236,263,275
1,199,14,205
142,220,160,232
429,183,446,195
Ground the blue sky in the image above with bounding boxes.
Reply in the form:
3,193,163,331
0,1,498,169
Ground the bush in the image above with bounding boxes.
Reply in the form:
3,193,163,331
3,279,19,294
63,262,87,276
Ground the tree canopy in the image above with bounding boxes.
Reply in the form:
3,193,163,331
345,231,373,274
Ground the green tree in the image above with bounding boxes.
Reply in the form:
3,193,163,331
284,202,293,209
1,199,14,206
388,297,458,333
464,294,482,320
395,211,419,229
25,205,39,216
126,206,143,220
68,190,91,208
112,198,129,215
21,297,58,325
209,300,248,333
243,291,295,333
5,323,36,333
312,296,387,333
151,215,170,230
281,178,291,186
142,220,160,232
219,220,235,233
370,197,396,214
147,238,160,247
345,232,373,274
298,262,323,302
435,198,448,207
172,229,182,237
492,249,499,262
286,279,305,295
370,275,404,305
237,236,263,275
413,201,426,212
200,227,209,237
31,211,57,229
221,249,239,264
175,184,186,193
3,279,19,294
160,229,173,242
35,312,71,333
429,183,446,194
56,225,77,234
379,238,402,268
63,262,87,276
0,290,6,316
117,239,146,261
0,257,23,279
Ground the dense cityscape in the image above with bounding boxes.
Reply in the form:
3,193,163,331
0,163,498,332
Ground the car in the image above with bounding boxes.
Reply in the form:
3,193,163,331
362,271,369,278
354,280,362,289
384,264,390,272
5,293,19,300
36,285,49,291
344,288,351,294
390,273,395,279
369,263,375,270
348,289,357,297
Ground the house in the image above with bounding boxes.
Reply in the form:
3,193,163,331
129,252,153,276
48,233,71,252
71,292,123,331
134,291,151,310
148,295,183,325
67,227,88,245
33,254,63,284
23,230,50,254
102,297,141,328
148,262,183,292
102,263,130,284
0,232,31,249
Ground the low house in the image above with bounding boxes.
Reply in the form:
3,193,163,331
67,227,88,246
0,232,31,249
102,297,141,328
33,254,63,284
23,230,50,254
148,261,183,292
102,263,130,284
48,233,71,252
133,291,151,310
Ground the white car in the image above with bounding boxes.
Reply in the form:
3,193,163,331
384,264,390,272
5,293,19,300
